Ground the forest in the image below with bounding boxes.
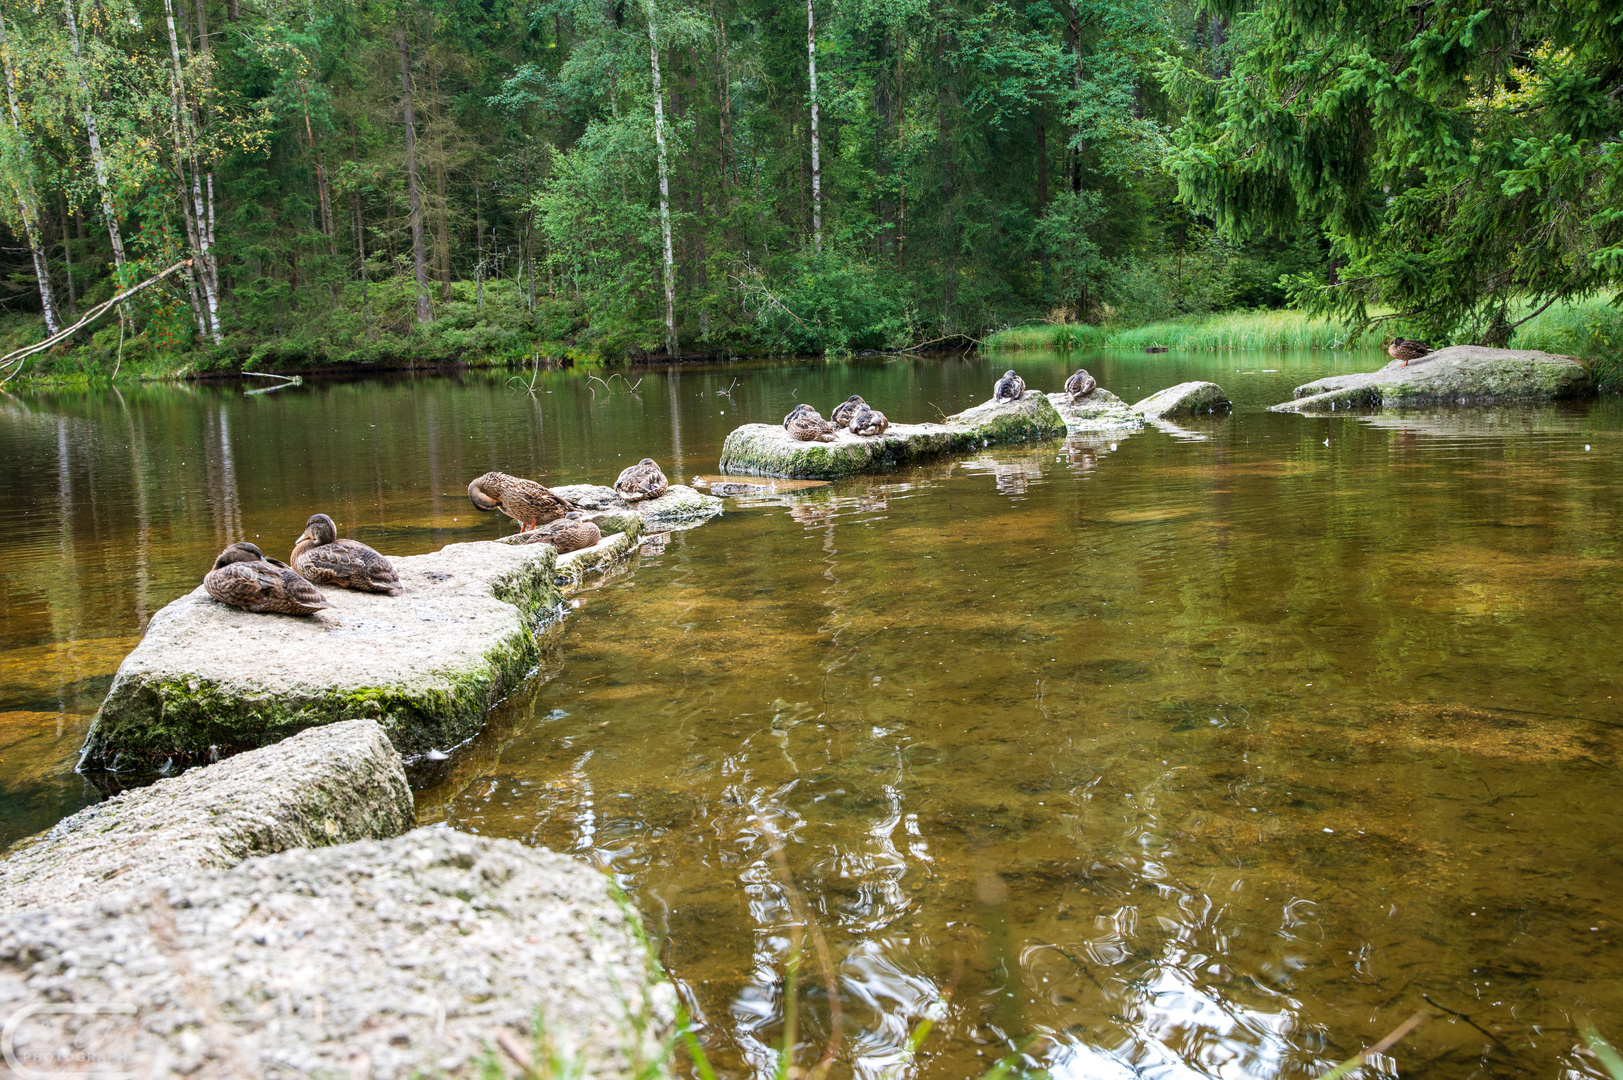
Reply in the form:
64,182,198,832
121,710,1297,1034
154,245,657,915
0,0,1619,373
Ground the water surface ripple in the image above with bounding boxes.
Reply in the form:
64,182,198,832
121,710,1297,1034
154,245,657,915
1,350,1619,1078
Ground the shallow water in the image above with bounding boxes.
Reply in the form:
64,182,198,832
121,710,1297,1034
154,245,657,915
2,350,1621,1078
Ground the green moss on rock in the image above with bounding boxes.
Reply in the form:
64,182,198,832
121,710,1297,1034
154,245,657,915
1273,345,1594,413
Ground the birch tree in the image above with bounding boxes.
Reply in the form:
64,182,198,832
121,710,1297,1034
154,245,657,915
400,29,431,323
646,0,676,357
0,13,61,334
805,0,820,252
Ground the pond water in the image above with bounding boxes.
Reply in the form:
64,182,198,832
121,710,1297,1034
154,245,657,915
2,350,1621,1079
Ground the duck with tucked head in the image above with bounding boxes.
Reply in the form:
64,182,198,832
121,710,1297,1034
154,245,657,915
291,514,403,594
533,511,603,554
468,472,573,532
848,403,890,437
615,458,669,503
784,404,837,442
1388,338,1432,365
993,370,1026,403
1064,368,1097,402
831,395,866,427
204,542,331,616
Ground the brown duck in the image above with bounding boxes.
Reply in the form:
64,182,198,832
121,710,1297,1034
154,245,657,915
615,458,669,502
1064,368,1097,402
204,542,331,616
993,370,1026,403
1388,338,1432,365
534,511,603,554
468,472,573,532
292,514,402,594
831,395,866,427
784,404,837,442
848,403,890,437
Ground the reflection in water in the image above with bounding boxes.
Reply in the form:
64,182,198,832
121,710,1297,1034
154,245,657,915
3,354,1622,1078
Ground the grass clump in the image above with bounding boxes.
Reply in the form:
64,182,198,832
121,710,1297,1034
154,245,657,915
985,309,1360,353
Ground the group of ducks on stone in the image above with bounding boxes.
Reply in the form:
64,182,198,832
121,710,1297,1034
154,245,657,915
202,457,673,617
782,368,1100,443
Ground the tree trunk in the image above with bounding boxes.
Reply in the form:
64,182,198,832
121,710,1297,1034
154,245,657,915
162,0,222,343
646,7,677,358
429,57,452,301
60,0,129,286
400,30,432,324
0,14,61,334
475,182,484,312
806,0,822,252
59,190,79,318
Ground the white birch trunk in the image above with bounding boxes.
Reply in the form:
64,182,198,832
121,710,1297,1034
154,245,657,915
807,0,821,252
647,6,677,358
0,15,60,333
163,0,221,342
61,0,128,280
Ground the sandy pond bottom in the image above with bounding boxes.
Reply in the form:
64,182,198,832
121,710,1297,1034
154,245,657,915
3,353,1623,1078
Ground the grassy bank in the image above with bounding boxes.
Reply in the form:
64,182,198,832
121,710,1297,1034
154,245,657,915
986,299,1623,389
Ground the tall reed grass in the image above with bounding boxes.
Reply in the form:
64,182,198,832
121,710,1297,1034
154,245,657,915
985,297,1623,389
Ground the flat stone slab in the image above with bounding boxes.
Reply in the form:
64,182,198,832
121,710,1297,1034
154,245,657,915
1271,345,1593,412
1132,381,1232,419
718,390,1068,479
499,518,645,585
0,719,413,913
1046,388,1145,433
79,541,567,778
0,828,674,1079
553,482,723,532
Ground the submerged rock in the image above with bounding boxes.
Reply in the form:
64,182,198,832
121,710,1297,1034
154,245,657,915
1045,388,1145,433
0,719,412,913
501,516,646,585
718,390,1068,480
1272,345,1593,412
0,829,674,1079
79,540,567,779
1131,381,1232,419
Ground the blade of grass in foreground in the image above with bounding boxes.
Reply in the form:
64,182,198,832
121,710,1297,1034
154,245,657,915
1582,1023,1623,1080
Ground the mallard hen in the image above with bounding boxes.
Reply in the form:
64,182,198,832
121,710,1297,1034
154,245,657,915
993,370,1026,403
831,395,866,427
1388,338,1432,365
468,472,573,532
534,511,603,554
848,403,890,436
291,514,402,595
1064,368,1097,402
614,458,669,503
785,405,838,442
204,542,331,616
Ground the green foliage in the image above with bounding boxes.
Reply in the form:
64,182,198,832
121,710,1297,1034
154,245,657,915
1165,0,1623,344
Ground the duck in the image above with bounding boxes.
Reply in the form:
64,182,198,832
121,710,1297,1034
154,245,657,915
614,458,669,503
1388,338,1432,365
831,395,866,427
468,472,573,532
204,542,331,616
291,514,403,594
1064,368,1097,402
533,511,603,554
848,403,890,437
993,370,1026,403
784,405,838,443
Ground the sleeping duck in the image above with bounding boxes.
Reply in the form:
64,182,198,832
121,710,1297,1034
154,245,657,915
1064,368,1098,402
831,395,867,427
468,472,573,532
993,370,1026,403
784,405,838,442
204,542,331,616
614,458,669,503
291,514,402,594
533,511,603,554
848,403,890,437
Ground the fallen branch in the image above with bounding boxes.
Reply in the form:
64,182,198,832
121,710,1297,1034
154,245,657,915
899,332,983,353
1316,1010,1429,1079
0,259,191,386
